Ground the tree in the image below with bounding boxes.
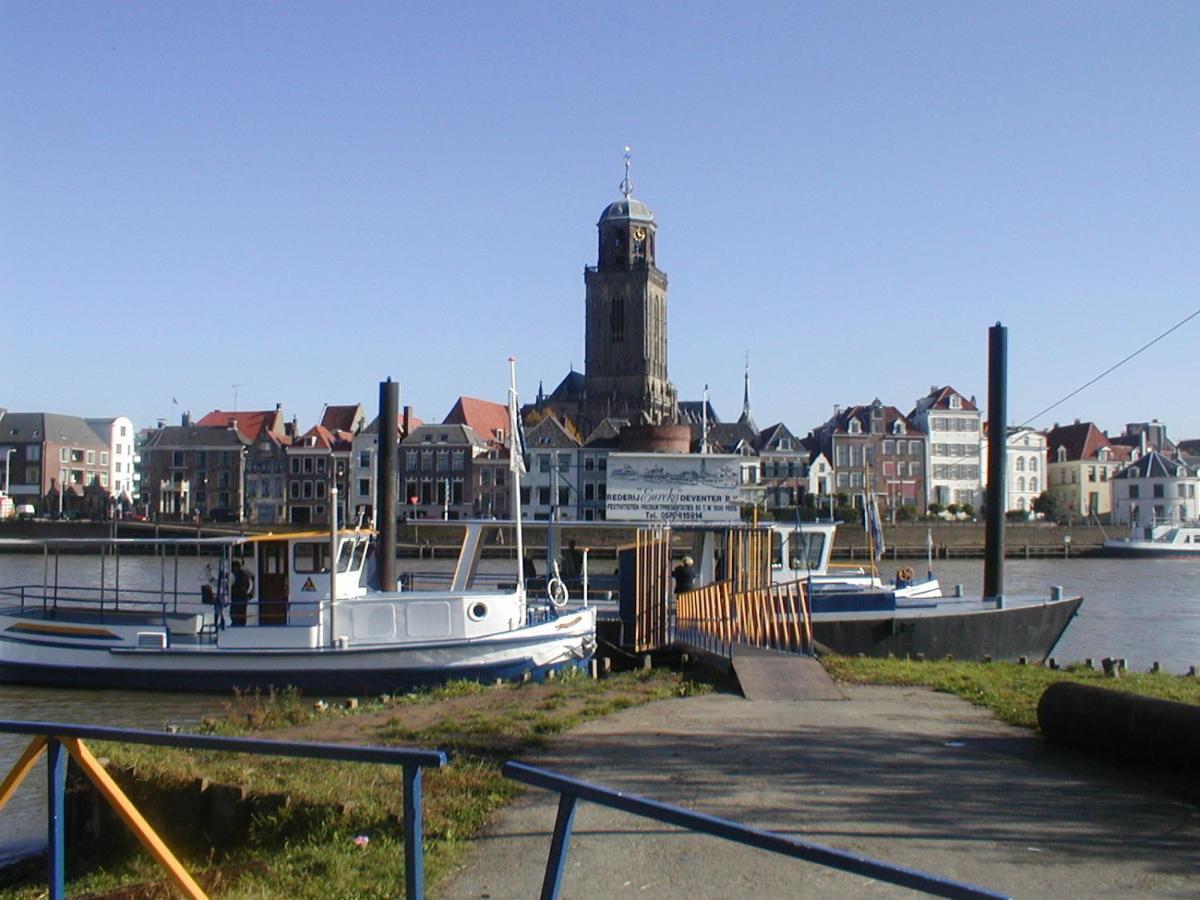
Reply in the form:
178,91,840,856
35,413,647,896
928,502,945,517
1031,491,1060,521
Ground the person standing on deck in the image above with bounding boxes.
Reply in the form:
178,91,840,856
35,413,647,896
230,561,254,626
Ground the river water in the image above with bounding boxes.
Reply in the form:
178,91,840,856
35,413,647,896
1,551,1197,864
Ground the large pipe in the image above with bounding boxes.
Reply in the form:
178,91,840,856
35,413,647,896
1038,681,1200,771
378,378,399,592
983,323,1007,600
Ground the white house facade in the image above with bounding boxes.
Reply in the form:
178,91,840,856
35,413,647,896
910,386,982,509
1110,450,1199,526
85,416,138,505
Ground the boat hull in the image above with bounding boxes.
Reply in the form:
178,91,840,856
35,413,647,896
810,595,1083,663
0,610,597,694
1099,540,1200,558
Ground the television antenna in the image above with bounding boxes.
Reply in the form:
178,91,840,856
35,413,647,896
231,383,245,410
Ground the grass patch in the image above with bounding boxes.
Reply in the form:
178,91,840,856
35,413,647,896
3,667,718,899
824,655,1200,728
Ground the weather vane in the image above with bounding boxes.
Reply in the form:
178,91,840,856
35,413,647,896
619,145,635,198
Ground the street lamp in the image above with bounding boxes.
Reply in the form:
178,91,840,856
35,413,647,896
2,447,13,495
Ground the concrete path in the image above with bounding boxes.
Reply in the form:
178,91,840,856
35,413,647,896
437,685,1199,899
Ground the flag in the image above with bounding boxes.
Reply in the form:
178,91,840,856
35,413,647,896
507,370,527,474
865,492,885,562
171,396,178,405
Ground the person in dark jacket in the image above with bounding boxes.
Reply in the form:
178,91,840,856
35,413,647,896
672,555,697,594
230,561,254,626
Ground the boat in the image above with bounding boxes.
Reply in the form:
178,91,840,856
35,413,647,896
768,520,943,600
1100,522,1200,557
0,363,597,694
0,527,596,694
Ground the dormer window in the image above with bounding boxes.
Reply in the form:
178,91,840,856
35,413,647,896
1098,448,1109,461
1057,447,1067,463
892,421,906,436
949,395,962,410
848,419,862,435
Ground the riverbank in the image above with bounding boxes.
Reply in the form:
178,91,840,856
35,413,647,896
4,659,1197,897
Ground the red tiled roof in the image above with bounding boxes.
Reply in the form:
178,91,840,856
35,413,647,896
1045,422,1132,463
196,409,282,442
921,386,977,411
319,404,362,433
444,396,509,444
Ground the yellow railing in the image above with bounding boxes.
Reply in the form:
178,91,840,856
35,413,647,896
676,578,812,656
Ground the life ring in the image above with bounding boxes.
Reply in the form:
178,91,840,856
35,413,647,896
546,577,569,609
897,567,914,583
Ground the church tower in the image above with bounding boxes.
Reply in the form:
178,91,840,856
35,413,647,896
583,151,677,430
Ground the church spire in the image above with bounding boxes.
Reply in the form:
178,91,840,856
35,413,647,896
739,351,757,432
619,146,635,198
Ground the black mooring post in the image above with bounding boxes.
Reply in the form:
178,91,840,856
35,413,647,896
983,323,1007,600
378,378,400,593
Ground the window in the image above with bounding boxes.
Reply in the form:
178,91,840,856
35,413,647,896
100,452,109,465
909,441,920,455
290,481,301,499
1030,458,1038,472
1153,484,1165,498
86,450,95,464
303,481,313,499
294,542,331,573
538,487,550,505
1015,457,1025,471
848,420,862,435
359,450,371,468
316,482,326,499
1029,477,1038,491
585,483,594,500
437,450,449,471
452,450,464,471
882,440,893,456
539,454,550,473
585,456,595,471
611,295,625,342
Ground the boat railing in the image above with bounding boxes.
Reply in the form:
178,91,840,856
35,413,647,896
0,582,196,617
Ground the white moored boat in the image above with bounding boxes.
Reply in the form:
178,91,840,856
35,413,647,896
0,527,595,694
768,521,943,600
1101,523,1200,558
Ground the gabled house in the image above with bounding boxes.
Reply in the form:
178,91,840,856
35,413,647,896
1044,421,1132,519
192,404,295,524
400,423,488,520
522,415,582,521
140,414,250,521
286,425,357,526
577,417,628,522
754,423,818,509
909,385,982,510
809,400,927,514
1,412,112,517
1111,450,1198,526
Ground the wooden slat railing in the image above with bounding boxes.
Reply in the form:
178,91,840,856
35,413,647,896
675,578,812,658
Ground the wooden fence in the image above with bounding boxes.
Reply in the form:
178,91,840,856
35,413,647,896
675,578,812,658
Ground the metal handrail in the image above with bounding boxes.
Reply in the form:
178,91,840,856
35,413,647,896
0,720,447,899
503,760,1008,900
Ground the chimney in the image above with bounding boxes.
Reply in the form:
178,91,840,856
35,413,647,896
833,404,841,417
156,419,165,429
402,405,413,437
181,412,191,427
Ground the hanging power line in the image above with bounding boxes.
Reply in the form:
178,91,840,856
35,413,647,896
1017,306,1200,430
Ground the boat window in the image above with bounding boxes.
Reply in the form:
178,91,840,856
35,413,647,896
337,540,355,573
352,540,369,571
770,531,783,569
790,531,826,570
294,542,331,574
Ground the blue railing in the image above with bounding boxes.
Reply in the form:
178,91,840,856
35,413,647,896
503,761,1008,900
0,721,447,900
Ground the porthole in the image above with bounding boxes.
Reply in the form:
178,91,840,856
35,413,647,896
468,602,488,621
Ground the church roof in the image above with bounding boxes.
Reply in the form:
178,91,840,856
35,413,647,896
548,370,586,403
598,197,654,225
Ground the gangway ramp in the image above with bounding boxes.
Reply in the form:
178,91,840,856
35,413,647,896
731,644,844,701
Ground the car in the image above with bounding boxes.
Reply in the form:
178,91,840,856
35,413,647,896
15,504,37,521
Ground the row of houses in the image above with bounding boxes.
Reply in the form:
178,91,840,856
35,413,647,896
3,388,1196,527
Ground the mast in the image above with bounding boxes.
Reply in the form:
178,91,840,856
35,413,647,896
329,484,338,647
507,357,526,595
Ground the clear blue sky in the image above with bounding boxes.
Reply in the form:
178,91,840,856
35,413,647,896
4,3,1198,440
